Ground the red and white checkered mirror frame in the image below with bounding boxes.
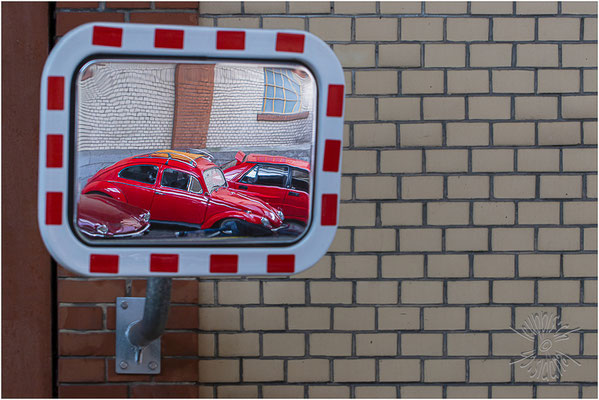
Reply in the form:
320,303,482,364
38,23,344,277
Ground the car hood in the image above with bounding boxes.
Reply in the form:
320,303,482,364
77,194,149,236
210,187,282,225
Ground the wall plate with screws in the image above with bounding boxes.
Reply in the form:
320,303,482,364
115,297,161,374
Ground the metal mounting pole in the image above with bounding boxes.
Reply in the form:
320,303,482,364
127,278,172,347
116,277,172,374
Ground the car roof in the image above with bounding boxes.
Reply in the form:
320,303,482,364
124,150,217,172
243,153,310,171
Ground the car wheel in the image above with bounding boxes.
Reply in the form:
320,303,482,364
218,218,242,236
217,218,272,237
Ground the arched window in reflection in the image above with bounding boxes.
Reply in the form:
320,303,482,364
262,68,302,114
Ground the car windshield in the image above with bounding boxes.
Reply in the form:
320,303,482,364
203,167,227,193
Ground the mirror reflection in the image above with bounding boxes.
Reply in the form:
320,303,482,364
74,60,316,245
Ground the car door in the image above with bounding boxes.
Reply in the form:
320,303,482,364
114,164,159,209
237,164,289,211
283,167,310,223
149,167,209,226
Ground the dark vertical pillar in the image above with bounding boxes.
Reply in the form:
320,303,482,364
172,64,215,149
1,2,53,397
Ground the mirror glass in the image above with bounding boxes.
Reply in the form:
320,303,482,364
73,59,316,245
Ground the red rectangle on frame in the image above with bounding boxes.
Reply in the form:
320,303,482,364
150,254,179,273
322,139,341,172
47,76,64,110
326,84,344,117
267,255,295,273
45,192,63,225
276,32,305,53
46,134,63,168
216,30,245,50
90,254,119,274
154,28,184,49
321,194,338,226
210,255,238,273
92,26,123,47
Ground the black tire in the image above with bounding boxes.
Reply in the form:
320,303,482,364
217,218,242,236
216,218,272,237
218,218,239,227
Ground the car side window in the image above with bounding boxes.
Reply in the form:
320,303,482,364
240,166,258,184
291,168,309,193
255,165,288,187
161,168,190,191
118,165,158,184
189,176,203,194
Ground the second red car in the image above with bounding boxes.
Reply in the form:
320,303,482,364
223,152,310,224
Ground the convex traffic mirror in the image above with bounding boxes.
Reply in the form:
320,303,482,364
75,60,315,245
39,23,345,277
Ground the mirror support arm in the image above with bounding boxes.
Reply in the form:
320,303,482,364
116,278,172,374
127,277,172,348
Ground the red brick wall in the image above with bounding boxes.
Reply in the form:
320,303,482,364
55,2,199,38
57,267,200,397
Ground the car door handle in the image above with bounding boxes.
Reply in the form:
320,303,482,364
289,192,300,197
239,185,248,190
156,192,165,196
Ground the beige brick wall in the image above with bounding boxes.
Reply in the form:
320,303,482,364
55,1,597,398
195,1,597,397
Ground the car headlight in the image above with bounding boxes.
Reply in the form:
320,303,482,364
96,224,109,235
141,212,150,223
277,210,284,220
261,217,271,228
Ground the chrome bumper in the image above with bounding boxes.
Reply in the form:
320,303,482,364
272,224,289,232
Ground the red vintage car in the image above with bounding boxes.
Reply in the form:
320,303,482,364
77,193,151,238
223,152,310,224
81,150,284,234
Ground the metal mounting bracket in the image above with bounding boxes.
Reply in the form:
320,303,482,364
115,297,161,374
